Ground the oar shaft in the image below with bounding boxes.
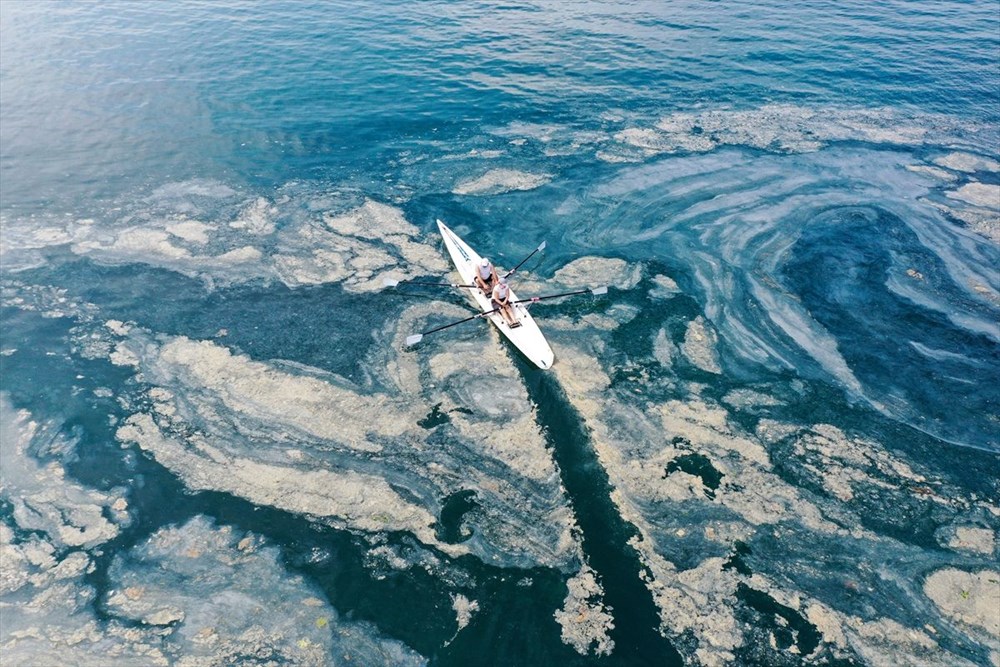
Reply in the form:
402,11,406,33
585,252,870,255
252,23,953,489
398,280,479,288
503,240,546,278
421,308,498,336
513,288,593,304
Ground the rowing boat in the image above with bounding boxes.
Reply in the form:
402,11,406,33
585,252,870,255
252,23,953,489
437,219,555,369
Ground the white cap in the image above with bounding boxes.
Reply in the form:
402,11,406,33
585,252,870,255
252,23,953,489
481,257,490,267
498,276,507,285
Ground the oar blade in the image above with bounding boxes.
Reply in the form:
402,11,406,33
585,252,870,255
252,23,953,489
382,277,400,288
405,334,423,347
591,285,608,295
538,241,547,251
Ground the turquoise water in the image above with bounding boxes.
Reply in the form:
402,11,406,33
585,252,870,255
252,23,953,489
2,1,999,665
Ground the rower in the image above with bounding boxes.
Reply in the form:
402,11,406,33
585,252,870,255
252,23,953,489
491,277,520,328
475,257,498,295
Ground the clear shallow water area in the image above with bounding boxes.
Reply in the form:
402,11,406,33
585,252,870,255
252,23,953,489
1,1,998,665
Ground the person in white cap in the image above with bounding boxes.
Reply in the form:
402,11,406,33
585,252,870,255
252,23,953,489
491,276,519,327
474,257,498,295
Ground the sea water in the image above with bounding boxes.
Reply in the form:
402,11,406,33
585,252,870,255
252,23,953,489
1,1,998,665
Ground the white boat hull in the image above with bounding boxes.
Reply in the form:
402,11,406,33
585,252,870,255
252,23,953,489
437,220,554,369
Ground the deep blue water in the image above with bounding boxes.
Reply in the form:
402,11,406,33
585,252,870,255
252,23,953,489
3,0,998,209
2,2,999,666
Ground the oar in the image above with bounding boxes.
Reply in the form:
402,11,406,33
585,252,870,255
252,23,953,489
502,240,546,279
405,307,501,347
383,277,479,289
405,286,608,346
514,285,608,304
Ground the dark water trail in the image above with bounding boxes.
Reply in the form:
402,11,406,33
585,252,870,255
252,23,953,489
518,360,683,666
